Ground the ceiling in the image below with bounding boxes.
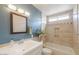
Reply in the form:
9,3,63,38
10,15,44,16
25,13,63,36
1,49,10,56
33,4,75,16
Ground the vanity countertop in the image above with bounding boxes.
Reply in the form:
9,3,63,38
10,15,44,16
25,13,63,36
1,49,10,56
0,39,43,55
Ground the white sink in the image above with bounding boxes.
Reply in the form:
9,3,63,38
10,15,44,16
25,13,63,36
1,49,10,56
0,39,43,55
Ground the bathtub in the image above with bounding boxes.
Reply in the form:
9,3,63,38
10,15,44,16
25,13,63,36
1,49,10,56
0,39,43,55
44,42,76,55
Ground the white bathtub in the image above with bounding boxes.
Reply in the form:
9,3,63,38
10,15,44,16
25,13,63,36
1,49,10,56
44,42,76,55
0,39,43,55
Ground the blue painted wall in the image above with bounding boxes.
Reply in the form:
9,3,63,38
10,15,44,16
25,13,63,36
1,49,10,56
0,4,42,44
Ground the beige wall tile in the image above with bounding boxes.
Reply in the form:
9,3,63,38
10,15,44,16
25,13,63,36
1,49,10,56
45,20,73,47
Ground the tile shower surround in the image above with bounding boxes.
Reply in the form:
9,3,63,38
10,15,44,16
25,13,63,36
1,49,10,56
46,20,73,47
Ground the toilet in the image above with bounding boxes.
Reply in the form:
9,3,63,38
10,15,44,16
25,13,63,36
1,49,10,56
42,48,53,55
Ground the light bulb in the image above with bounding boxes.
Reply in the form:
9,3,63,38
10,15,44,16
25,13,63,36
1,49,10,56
17,8,24,13
25,11,30,16
8,4,16,10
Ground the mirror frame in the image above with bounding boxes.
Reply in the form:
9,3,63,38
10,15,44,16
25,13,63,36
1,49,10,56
10,12,28,34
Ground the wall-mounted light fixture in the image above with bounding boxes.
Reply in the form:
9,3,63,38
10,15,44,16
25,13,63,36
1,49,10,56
17,8,24,14
25,11,30,16
8,4,16,10
8,4,30,17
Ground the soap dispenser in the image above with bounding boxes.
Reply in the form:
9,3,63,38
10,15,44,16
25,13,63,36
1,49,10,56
29,26,33,38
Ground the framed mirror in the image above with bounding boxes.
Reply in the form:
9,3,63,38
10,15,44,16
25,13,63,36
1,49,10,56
10,12,28,34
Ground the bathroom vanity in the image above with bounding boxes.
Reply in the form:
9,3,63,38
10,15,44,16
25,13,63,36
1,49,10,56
0,39,43,55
